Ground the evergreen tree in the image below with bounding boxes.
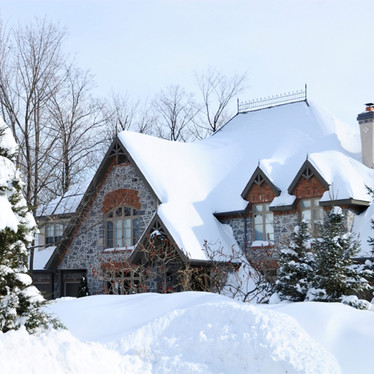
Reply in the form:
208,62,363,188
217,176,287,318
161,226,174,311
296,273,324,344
77,276,90,297
275,220,314,301
308,207,370,302
0,119,61,333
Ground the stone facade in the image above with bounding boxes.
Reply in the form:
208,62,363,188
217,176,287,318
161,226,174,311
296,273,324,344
59,161,158,295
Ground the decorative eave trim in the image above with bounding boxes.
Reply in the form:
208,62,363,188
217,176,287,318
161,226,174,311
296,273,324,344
128,213,188,264
241,166,281,199
319,199,370,208
45,136,162,271
288,159,329,194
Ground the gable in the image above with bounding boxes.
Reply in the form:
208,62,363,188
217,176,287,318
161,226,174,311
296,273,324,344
288,160,329,198
241,166,281,203
129,214,189,265
45,137,161,271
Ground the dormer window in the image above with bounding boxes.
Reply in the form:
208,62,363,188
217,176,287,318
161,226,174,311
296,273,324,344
105,206,138,248
253,203,274,241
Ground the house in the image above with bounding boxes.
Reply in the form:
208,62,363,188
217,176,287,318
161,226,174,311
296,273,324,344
32,91,374,298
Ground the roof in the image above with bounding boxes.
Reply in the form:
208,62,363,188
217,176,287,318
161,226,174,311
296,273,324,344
37,181,89,218
118,100,374,259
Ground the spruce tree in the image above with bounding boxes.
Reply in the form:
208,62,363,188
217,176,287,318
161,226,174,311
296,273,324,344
0,120,61,333
308,207,369,302
275,220,314,301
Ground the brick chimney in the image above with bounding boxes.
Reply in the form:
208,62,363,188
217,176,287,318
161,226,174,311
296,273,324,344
357,103,374,168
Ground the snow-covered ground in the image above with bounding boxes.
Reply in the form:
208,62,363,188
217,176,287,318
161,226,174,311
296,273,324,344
0,292,373,374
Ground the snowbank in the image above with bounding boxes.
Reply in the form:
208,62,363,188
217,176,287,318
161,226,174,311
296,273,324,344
2,292,374,373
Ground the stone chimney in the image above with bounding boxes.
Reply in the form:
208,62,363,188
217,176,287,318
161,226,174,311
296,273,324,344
357,103,374,168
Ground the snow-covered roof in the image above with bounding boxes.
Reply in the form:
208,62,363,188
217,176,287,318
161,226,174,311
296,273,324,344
119,100,374,260
37,181,89,218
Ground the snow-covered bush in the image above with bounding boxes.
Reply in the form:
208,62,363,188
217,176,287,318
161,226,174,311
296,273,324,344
0,119,62,333
341,295,371,310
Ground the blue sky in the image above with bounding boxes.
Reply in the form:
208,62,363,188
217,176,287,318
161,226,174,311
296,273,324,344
1,0,373,127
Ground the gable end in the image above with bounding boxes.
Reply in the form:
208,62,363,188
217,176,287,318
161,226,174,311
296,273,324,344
241,166,281,203
288,160,329,196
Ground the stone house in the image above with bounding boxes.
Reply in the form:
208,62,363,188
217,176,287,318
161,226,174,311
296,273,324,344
32,93,374,298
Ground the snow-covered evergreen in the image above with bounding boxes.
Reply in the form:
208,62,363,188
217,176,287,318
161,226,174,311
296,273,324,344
275,220,314,301
307,207,370,302
0,119,61,333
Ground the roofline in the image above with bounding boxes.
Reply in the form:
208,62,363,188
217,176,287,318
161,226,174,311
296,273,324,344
214,204,250,218
319,198,370,208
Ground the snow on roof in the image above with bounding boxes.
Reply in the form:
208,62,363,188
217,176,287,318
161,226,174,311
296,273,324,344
118,100,374,260
31,246,56,270
37,181,89,217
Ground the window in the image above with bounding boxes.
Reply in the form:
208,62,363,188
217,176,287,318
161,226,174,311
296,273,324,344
253,203,274,241
300,198,323,235
105,269,142,294
45,223,65,245
105,206,138,248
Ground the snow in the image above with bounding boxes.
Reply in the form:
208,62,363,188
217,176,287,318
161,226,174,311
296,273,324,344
118,101,374,261
37,181,88,217
32,246,56,270
2,292,374,373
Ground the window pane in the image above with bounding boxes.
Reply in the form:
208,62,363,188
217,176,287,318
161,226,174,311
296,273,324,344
301,200,311,208
124,207,131,216
133,209,139,216
253,205,262,213
55,223,64,236
46,224,54,237
254,214,262,225
124,219,132,246
302,210,311,221
254,227,264,241
265,212,273,224
115,207,122,217
115,219,122,246
314,207,323,220
106,221,113,247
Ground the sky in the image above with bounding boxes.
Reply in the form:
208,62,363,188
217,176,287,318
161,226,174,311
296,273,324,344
1,0,373,128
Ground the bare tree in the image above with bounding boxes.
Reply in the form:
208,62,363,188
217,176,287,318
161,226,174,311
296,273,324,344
195,68,248,138
0,18,67,213
46,67,105,195
153,84,198,142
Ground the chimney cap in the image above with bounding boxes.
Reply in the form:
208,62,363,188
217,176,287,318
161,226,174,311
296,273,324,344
365,103,374,112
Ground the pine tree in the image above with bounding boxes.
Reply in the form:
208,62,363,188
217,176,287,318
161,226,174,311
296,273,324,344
275,220,314,301
308,207,370,302
0,120,61,333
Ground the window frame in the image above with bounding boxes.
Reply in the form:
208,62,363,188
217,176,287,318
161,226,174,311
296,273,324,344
105,206,138,248
252,202,274,242
45,222,65,245
299,197,323,235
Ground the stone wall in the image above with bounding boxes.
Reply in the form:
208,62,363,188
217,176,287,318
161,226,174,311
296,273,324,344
59,161,158,295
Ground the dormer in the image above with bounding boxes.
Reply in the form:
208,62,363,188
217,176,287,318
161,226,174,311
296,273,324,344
241,166,281,203
288,159,329,199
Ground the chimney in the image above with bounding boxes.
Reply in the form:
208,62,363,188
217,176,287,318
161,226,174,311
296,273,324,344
357,103,374,168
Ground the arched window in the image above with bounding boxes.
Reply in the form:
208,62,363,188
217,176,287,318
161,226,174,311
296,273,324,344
105,206,138,248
